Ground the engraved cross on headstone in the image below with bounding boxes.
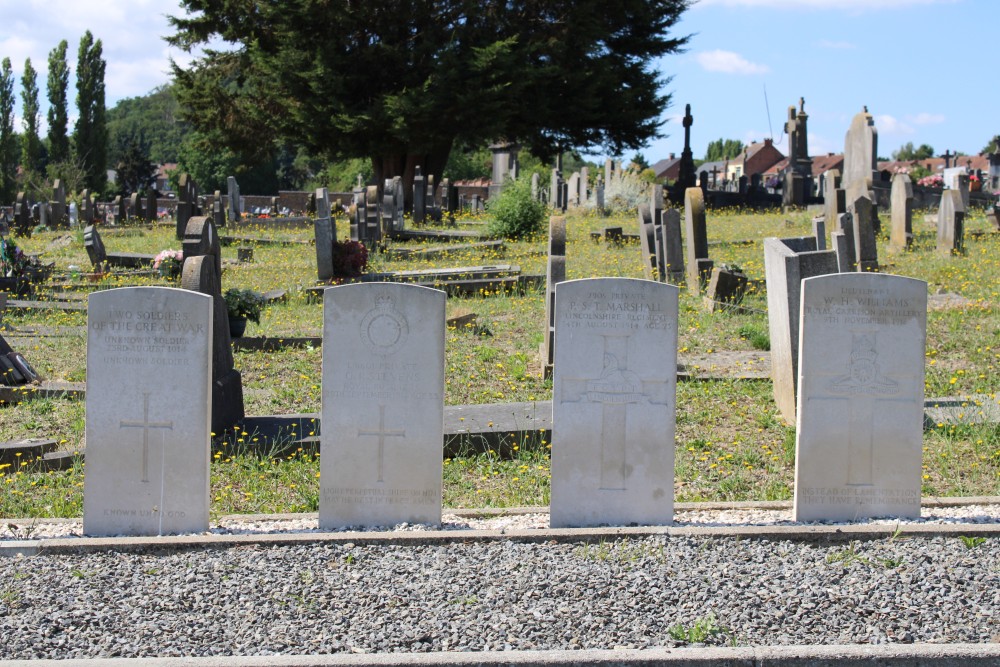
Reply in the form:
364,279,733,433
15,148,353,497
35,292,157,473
119,392,173,483
560,334,669,490
809,332,917,486
357,404,406,483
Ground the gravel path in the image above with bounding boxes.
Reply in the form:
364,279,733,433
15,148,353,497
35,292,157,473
1,522,998,659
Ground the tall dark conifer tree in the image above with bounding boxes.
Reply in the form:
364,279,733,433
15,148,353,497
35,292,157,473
0,58,17,203
46,40,71,165
75,31,107,193
20,58,42,174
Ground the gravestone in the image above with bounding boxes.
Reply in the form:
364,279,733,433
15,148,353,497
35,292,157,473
637,204,657,280
182,216,222,286
363,185,381,244
662,209,684,283
794,273,927,521
823,170,844,229
413,167,426,225
567,173,580,207
763,236,840,422
673,104,697,200
540,216,567,378
79,190,94,226
13,192,31,237
112,196,127,226
550,277,678,528
314,187,335,281
842,107,878,194
704,266,748,312
936,190,965,256
811,217,826,251
530,172,540,201
83,287,212,536
950,172,970,211
129,193,142,222
176,174,200,240
146,191,157,224
683,187,712,293
320,283,445,529
83,225,107,270
211,190,226,229
550,169,560,209
889,173,913,253
580,167,589,205
51,180,68,228
227,176,241,223
849,193,878,272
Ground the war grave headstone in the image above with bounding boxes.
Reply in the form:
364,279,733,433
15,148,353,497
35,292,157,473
763,236,840,422
889,173,913,253
550,278,678,528
662,209,684,283
320,283,445,529
684,187,712,294
794,273,927,521
937,190,965,256
540,216,567,378
314,187,336,282
83,287,212,536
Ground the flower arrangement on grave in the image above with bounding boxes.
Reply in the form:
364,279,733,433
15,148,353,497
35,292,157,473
223,288,265,324
331,239,369,278
153,249,183,278
917,174,944,188
0,237,29,278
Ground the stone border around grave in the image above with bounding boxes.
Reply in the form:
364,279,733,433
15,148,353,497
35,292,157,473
1,644,999,667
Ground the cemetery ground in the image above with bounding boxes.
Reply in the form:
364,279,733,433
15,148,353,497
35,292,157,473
0,207,998,521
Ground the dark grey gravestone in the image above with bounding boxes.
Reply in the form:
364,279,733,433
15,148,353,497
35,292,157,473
83,225,107,269
662,209,684,284
937,189,965,256
413,167,426,225
850,194,878,272
314,187,335,281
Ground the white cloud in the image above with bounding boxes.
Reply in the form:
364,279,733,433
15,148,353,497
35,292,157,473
695,50,769,75
695,0,957,8
816,39,856,49
875,114,915,135
807,133,837,156
909,112,945,126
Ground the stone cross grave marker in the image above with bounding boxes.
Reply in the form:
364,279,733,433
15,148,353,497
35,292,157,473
889,173,913,253
83,287,212,536
320,283,445,528
763,236,840,423
794,273,927,521
550,278,678,528
684,187,712,294
937,190,965,256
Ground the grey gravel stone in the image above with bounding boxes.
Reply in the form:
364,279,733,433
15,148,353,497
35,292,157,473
0,535,997,659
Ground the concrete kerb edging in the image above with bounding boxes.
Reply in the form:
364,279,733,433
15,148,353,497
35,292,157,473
2,644,1000,666
2,497,999,557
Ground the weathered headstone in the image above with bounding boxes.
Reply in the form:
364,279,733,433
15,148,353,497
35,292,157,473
413,167,426,225
567,173,581,207
51,180,68,228
146,191,158,224
129,193,142,222
83,225,107,270
320,283,445,529
684,187,712,293
823,170,844,230
211,190,226,229
550,278,678,528
889,173,913,253
842,107,878,194
176,174,199,240
314,187,335,281
83,287,212,536
226,176,241,223
849,193,878,272
794,273,927,521
763,236,840,422
13,192,32,237
936,190,965,256
540,216,567,378
637,204,657,280
704,266,748,312
662,209,684,283
811,217,826,251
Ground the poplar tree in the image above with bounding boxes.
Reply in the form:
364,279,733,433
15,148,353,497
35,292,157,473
20,58,42,174
0,58,17,203
46,40,71,165
74,31,107,193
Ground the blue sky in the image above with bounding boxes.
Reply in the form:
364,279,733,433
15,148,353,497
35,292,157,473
2,0,994,163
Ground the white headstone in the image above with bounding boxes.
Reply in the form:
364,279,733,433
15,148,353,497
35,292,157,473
83,287,213,536
320,283,445,528
794,273,927,521
550,278,678,527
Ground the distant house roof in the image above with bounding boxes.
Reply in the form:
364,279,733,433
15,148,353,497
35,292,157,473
696,160,729,177
651,154,681,181
877,155,989,174
764,153,844,178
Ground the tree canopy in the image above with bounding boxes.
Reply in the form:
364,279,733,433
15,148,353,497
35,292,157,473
168,0,690,194
46,40,71,166
892,142,934,162
107,84,189,166
704,138,744,162
74,31,108,193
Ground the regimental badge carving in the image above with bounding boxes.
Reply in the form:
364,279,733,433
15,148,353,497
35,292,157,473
360,293,408,356
828,333,899,396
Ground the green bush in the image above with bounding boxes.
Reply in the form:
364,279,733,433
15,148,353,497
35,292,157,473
486,176,546,239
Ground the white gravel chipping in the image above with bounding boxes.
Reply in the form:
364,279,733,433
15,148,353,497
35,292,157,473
2,503,998,540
